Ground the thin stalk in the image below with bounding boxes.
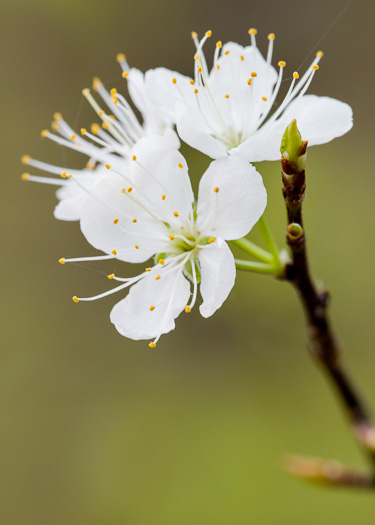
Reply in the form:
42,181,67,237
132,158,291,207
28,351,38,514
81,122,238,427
258,215,283,271
231,238,274,264
235,259,278,274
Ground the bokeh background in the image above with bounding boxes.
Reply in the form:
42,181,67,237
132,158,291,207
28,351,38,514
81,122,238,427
2,0,375,523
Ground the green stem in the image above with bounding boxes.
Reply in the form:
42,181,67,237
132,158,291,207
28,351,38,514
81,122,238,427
235,259,278,275
258,215,282,270
231,238,274,264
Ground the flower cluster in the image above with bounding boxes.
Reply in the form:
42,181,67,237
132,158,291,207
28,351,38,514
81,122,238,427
23,29,352,347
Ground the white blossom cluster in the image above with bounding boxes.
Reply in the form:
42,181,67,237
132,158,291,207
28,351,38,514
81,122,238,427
22,29,352,347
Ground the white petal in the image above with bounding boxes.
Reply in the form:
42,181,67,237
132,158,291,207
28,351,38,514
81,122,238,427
128,68,175,138
54,166,108,221
198,239,236,318
176,102,228,159
110,265,190,340
196,155,267,240
234,95,353,162
130,135,194,225
145,67,195,122
282,95,353,146
80,173,167,263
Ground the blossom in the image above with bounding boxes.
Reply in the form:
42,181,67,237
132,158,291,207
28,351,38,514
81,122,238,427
21,56,178,221
144,29,353,161
61,136,267,346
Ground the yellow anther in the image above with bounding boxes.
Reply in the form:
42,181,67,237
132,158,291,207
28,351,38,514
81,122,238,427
293,72,299,79
251,72,257,77
247,79,252,85
110,88,117,96
224,50,230,55
21,173,30,181
99,110,105,116
316,50,324,58
312,64,319,71
113,98,118,105
51,121,60,131
92,77,101,90
105,164,111,169
262,96,268,101
41,129,49,138
194,88,199,94
213,187,219,192
194,53,200,60
59,258,65,264
108,273,115,279
53,112,62,120
198,66,202,73
122,71,129,78
190,79,195,85
112,249,117,256
146,267,151,272
132,155,137,161
172,78,177,84
116,52,126,63
121,188,126,193
169,235,175,240
91,123,100,135
149,305,155,311
191,31,198,39
72,296,79,303
185,305,191,313
132,218,137,223
61,171,67,178
86,162,95,169
148,342,156,348
248,28,257,35
110,115,116,120
217,65,220,70
134,245,139,249
155,275,161,280
162,194,166,200
268,33,275,40
70,134,76,141
173,211,179,217
209,237,216,244
68,174,73,179
21,154,30,165
216,41,222,48
205,30,212,37
102,122,109,130
278,61,286,67
240,55,244,61
82,88,90,96
81,128,87,135
128,187,133,193
178,163,183,168
159,259,165,265
113,218,119,224
224,94,229,99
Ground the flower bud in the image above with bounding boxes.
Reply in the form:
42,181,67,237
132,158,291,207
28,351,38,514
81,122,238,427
280,119,307,172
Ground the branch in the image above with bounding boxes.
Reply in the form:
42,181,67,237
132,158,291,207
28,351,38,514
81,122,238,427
280,124,375,486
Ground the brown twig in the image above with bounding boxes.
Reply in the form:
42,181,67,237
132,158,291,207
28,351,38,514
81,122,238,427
281,146,375,488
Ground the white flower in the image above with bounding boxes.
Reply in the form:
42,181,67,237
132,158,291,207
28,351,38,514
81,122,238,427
21,55,178,221
62,136,267,347
144,29,353,161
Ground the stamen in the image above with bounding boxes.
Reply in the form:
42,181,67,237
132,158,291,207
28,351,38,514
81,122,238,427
248,27,257,47
213,187,219,192
149,305,155,311
209,237,216,243
108,274,115,279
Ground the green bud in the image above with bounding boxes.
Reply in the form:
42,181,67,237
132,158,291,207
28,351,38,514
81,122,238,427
287,222,304,241
280,119,307,171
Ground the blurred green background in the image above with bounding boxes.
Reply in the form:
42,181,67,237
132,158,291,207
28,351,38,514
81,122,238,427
2,0,375,523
